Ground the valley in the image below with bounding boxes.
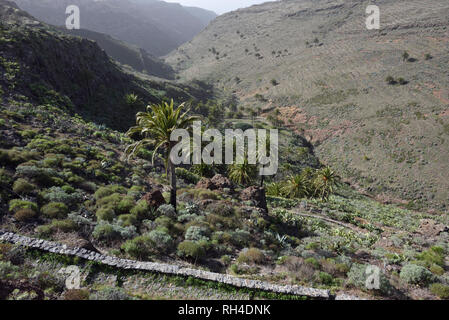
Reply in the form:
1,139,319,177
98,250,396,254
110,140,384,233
0,0,448,302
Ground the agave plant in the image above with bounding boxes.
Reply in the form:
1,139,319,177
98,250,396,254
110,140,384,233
125,100,198,209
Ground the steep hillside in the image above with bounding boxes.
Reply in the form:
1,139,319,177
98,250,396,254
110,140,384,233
166,0,449,210
0,0,211,130
1,0,449,301
14,0,217,57
62,28,175,79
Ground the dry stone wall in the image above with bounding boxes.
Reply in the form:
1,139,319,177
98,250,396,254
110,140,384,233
0,229,358,300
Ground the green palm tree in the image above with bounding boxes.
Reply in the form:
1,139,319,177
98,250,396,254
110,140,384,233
282,174,309,199
125,100,198,210
228,157,257,186
313,166,339,201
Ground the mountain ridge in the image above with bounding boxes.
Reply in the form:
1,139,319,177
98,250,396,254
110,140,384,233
166,0,449,210
13,0,217,57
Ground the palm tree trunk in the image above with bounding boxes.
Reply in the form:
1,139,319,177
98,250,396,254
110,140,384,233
169,160,177,211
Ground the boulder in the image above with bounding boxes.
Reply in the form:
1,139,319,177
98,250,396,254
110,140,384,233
417,219,448,237
196,178,214,190
196,174,232,191
141,189,166,209
210,174,232,190
240,186,267,211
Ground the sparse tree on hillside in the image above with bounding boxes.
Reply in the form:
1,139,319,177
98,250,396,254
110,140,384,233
283,174,310,199
125,100,198,210
402,51,410,62
313,166,340,201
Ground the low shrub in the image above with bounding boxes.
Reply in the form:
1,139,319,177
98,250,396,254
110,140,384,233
206,202,234,217
64,289,90,300
347,263,393,295
0,261,19,280
37,219,78,236
237,248,265,265
177,241,206,260
8,199,38,213
430,283,449,299
0,149,38,166
15,165,59,186
185,226,210,242
130,200,153,220
116,196,135,215
118,214,138,227
416,247,445,268
318,271,334,286
14,208,37,222
156,204,177,219
96,207,115,222
92,222,120,242
43,187,84,206
400,264,434,286
429,265,445,276
12,178,35,195
176,168,200,184
94,185,127,200
147,230,173,253
121,235,155,260
41,202,68,219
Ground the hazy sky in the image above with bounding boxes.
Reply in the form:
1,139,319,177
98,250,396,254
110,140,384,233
163,0,270,14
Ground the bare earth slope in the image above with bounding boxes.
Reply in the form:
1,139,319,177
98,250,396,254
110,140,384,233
166,0,449,210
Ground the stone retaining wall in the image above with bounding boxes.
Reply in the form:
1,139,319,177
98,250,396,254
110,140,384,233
0,229,358,300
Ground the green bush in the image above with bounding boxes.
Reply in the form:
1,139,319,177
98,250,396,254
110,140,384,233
130,200,152,220
41,202,68,219
9,199,38,213
185,226,210,242
206,202,234,217
156,204,177,219
237,248,265,265
347,264,393,295
177,241,206,260
15,165,59,186
43,187,84,205
118,214,138,227
96,193,122,208
430,283,449,299
92,223,120,242
147,230,173,253
176,168,200,184
121,235,155,260
96,207,115,222
116,196,135,215
429,265,445,276
94,185,127,200
37,219,78,237
400,264,434,286
0,149,38,166
416,247,445,268
14,208,37,222
318,271,334,285
0,261,19,280
12,178,35,195
305,257,320,269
